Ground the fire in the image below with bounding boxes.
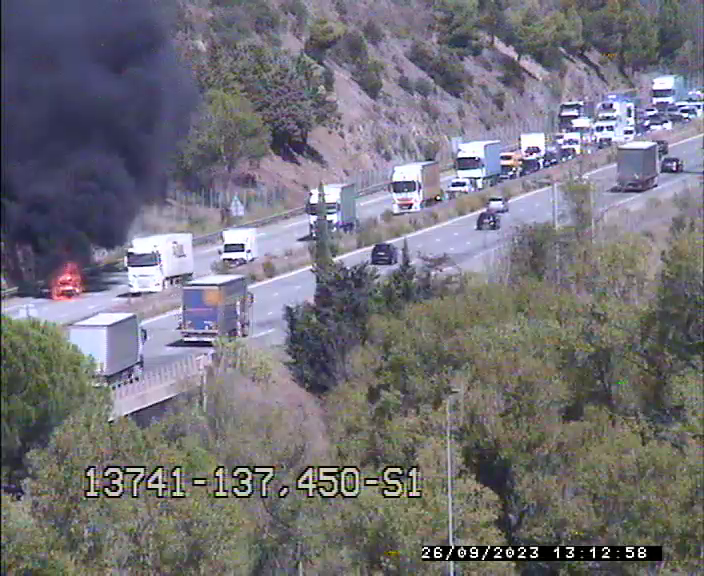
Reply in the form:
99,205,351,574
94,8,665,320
50,261,84,300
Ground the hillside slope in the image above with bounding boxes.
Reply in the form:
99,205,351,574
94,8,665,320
168,0,639,210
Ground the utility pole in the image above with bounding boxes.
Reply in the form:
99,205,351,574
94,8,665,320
552,180,561,285
446,388,459,576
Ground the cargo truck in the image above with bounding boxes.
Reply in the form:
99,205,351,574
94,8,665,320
178,275,253,344
126,233,194,294
651,75,687,109
616,141,659,192
390,161,442,214
219,228,258,267
500,151,521,180
455,140,501,189
307,183,358,237
68,312,147,386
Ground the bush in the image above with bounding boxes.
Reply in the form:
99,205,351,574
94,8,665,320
492,90,506,111
363,19,384,46
304,18,346,62
322,66,335,92
421,139,440,161
409,216,423,230
455,195,484,215
423,211,440,226
262,259,278,278
355,59,384,100
332,30,368,67
421,98,440,121
497,55,525,94
398,74,414,94
381,209,394,223
283,0,308,36
407,41,466,97
389,222,413,239
414,77,434,97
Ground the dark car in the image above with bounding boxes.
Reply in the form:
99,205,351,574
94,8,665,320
476,210,501,231
660,157,684,173
371,242,399,265
655,139,669,157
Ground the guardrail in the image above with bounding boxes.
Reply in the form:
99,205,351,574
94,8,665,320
4,119,700,302
111,351,215,419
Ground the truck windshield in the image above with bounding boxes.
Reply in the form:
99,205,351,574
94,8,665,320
306,202,338,215
126,252,158,267
456,157,483,170
391,181,416,193
652,89,673,98
224,243,245,253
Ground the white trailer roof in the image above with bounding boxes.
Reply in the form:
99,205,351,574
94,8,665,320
73,312,135,326
187,274,245,286
619,141,657,150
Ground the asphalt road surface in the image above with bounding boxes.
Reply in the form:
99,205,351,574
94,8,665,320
134,134,702,373
2,171,458,325
3,134,701,331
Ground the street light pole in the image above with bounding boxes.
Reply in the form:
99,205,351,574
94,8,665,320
446,389,459,576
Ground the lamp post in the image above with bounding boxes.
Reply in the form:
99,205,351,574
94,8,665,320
446,387,460,576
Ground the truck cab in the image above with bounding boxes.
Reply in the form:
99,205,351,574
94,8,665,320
220,228,258,267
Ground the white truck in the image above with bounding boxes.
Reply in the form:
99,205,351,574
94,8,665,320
455,140,501,189
651,75,687,109
307,182,357,236
562,132,582,157
616,141,659,192
219,228,258,267
593,120,616,147
520,133,547,165
390,161,442,214
126,233,194,294
68,312,147,386
558,101,584,131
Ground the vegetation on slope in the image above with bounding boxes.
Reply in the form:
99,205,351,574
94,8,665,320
168,0,702,207
2,180,702,574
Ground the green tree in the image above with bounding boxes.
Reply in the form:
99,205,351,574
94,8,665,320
1,316,96,484
512,4,545,62
183,88,269,178
621,3,658,72
478,0,506,48
304,18,346,63
657,0,685,63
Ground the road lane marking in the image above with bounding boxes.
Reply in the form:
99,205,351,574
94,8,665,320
252,329,276,338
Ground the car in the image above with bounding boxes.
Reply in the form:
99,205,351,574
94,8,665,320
476,210,501,231
660,157,684,173
487,196,509,213
371,242,398,265
655,140,669,157
446,177,473,198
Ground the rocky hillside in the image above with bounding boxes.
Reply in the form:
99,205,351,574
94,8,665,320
169,0,653,209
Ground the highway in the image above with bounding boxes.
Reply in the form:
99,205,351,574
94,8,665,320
135,134,702,373
1,171,457,325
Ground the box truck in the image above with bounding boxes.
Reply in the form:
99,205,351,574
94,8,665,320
500,151,521,180
455,141,501,189
306,183,358,237
616,141,659,192
651,75,687,109
178,275,253,344
390,161,442,214
68,312,147,386
219,228,258,267
126,233,194,294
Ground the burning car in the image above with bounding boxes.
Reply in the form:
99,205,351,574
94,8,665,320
50,262,84,300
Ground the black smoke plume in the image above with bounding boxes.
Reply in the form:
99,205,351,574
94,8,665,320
1,0,197,287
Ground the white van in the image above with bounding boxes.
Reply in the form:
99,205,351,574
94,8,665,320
220,228,258,266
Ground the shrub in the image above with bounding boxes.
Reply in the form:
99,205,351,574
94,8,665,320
332,30,368,67
356,218,383,247
409,216,423,230
333,0,347,19
457,104,466,120
424,211,440,226
398,74,414,94
421,139,440,161
363,19,384,46
283,0,308,36
381,209,394,223
355,59,384,100
492,90,506,111
497,55,525,94
322,66,335,92
262,259,277,278
421,98,440,121
414,77,434,97
389,222,413,239
407,41,466,97
304,18,346,62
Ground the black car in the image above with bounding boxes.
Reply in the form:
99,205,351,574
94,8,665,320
476,210,501,231
371,242,399,265
655,139,669,157
660,157,684,173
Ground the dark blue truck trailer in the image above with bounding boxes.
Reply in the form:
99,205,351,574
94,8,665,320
178,274,253,344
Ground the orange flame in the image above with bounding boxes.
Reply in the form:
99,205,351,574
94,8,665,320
50,261,84,301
